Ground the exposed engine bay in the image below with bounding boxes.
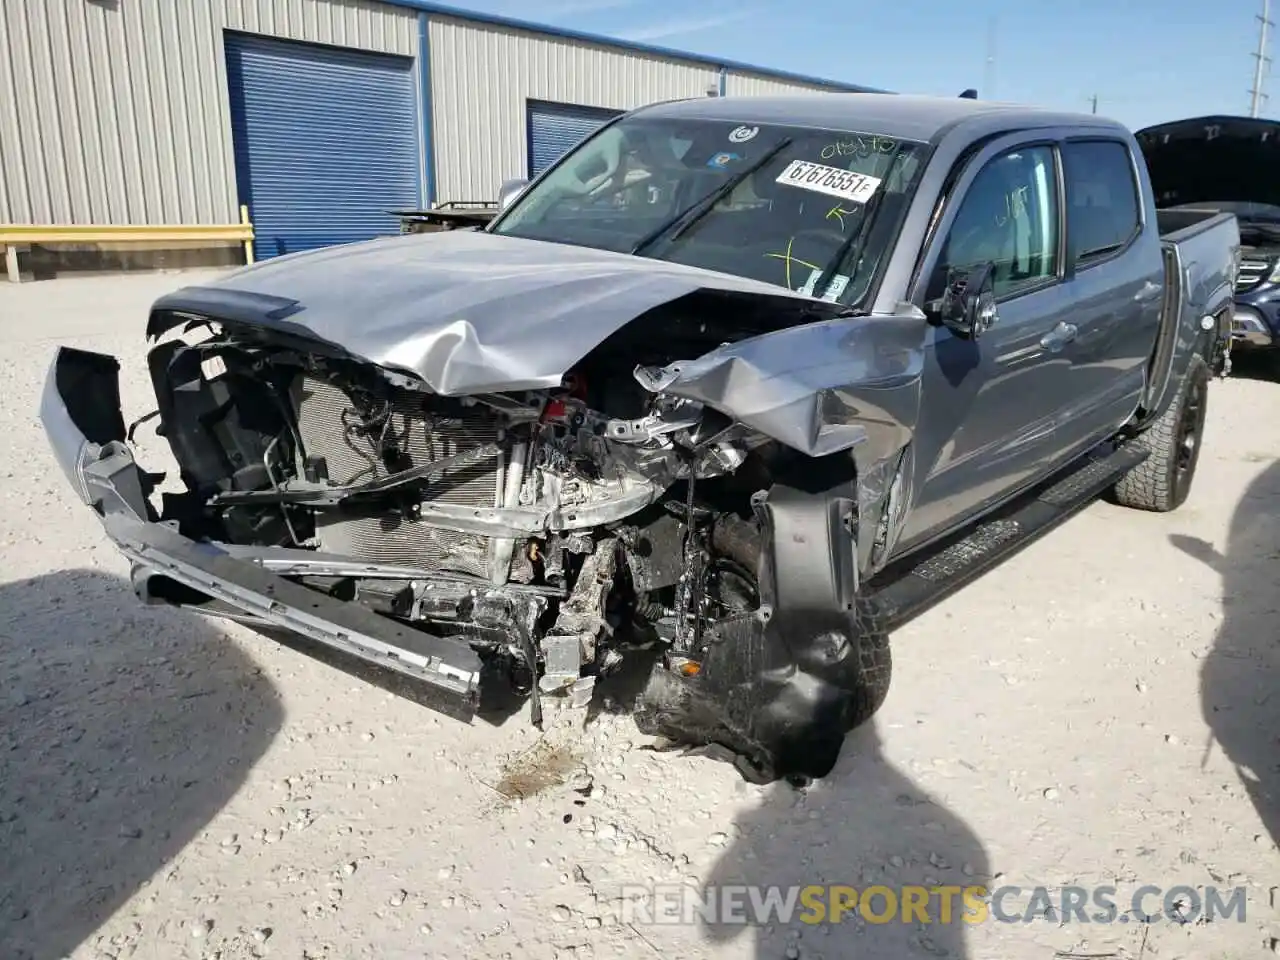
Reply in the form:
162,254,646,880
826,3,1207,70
142,310,851,751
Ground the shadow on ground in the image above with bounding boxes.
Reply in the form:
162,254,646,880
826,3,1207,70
1225,352,1279,384
700,722,988,959
1174,457,1280,849
0,569,283,960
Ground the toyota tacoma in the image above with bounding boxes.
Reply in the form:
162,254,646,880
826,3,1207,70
40,94,1238,782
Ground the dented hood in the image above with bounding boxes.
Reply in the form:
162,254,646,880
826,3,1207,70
148,229,841,396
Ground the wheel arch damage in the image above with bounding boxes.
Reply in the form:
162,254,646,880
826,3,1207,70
627,312,925,780
631,309,926,460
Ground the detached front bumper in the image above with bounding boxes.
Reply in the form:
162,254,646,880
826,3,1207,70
39,346,483,720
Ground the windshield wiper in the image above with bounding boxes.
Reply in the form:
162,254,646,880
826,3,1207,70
629,137,795,256
810,169,893,302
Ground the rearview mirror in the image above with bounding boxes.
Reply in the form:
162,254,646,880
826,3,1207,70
498,178,529,211
935,262,998,339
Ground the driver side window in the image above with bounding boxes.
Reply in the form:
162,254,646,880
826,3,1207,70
933,145,1060,300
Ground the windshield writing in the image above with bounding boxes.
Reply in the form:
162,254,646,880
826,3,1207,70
490,117,926,305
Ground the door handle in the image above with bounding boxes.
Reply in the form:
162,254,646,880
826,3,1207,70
1040,321,1078,352
1134,280,1161,303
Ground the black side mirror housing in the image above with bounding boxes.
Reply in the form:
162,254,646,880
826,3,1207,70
935,262,998,339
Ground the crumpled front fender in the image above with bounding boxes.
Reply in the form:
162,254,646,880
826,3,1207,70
634,310,927,462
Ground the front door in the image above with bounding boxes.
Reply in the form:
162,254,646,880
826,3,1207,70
900,141,1077,546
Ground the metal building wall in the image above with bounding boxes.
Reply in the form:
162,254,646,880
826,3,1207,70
427,15,719,203
0,0,417,226
723,71,839,98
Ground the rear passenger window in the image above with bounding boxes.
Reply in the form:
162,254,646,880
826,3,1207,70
1062,141,1141,267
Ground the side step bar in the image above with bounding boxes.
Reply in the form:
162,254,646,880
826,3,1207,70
867,443,1149,633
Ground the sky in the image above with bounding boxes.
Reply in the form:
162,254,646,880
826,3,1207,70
454,0,1274,131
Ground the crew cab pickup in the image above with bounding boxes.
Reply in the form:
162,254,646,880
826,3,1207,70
39,94,1238,783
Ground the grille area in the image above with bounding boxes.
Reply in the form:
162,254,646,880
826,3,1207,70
291,374,504,578
1236,258,1272,291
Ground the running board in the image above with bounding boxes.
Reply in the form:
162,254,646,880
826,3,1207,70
866,444,1149,633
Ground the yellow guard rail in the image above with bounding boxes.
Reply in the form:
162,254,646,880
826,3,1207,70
2,205,255,282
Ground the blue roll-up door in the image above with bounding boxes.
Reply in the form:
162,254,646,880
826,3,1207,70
225,32,419,260
527,101,623,179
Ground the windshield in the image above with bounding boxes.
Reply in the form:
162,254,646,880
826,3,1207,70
489,116,927,305
1168,200,1280,223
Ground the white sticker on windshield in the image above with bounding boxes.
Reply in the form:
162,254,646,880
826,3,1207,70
821,274,850,301
775,160,882,205
798,269,850,300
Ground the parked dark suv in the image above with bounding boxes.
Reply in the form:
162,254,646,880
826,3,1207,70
1137,116,1280,371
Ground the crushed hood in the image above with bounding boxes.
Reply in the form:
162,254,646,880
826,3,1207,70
148,230,843,395
1135,115,1280,210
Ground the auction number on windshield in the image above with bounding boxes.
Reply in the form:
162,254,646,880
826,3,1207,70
775,160,882,205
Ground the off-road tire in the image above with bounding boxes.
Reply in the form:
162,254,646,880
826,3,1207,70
1111,355,1209,512
846,598,893,728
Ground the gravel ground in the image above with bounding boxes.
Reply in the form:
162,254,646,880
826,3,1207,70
1,270,1278,960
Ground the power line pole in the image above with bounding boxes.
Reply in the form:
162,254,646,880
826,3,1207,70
1089,94,1098,115
983,16,997,99
1251,0,1273,117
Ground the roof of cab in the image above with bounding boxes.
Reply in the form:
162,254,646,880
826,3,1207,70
636,93,1130,145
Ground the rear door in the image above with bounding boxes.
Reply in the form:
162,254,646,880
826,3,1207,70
899,136,1076,545
1051,138,1163,445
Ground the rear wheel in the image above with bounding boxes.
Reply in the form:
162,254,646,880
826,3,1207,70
1112,355,1209,512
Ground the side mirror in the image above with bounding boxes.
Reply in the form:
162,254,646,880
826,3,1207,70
935,262,998,339
498,178,529,211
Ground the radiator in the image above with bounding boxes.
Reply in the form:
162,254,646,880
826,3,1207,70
291,374,504,579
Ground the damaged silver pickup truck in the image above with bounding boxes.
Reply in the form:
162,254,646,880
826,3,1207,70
41,95,1238,783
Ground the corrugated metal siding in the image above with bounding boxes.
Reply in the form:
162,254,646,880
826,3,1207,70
226,33,419,258
0,0,416,226
526,102,623,178
429,16,718,202
723,72,839,98
221,0,415,55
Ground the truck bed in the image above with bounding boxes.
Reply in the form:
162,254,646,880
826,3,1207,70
1156,206,1229,238
1145,209,1238,416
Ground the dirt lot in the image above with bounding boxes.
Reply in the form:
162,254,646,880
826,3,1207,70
1,271,1278,960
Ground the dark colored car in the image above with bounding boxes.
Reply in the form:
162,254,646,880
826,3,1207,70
1136,115,1280,370
40,94,1238,782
